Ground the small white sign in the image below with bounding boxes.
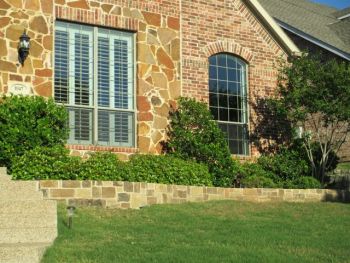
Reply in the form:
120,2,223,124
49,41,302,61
8,82,32,96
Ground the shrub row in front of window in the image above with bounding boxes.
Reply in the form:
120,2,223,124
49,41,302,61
11,148,213,187
1,95,326,189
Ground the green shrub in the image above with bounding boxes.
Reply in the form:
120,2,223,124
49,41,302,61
257,143,311,181
11,146,80,180
241,175,278,188
165,97,239,186
0,95,68,169
238,162,277,181
125,154,213,186
292,176,321,189
78,152,125,181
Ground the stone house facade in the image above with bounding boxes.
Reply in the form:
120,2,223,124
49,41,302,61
0,0,299,160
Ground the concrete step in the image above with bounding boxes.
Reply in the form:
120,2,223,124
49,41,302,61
0,181,42,200
0,211,56,229
0,227,57,244
0,242,50,263
0,200,56,216
0,167,11,183
0,200,57,244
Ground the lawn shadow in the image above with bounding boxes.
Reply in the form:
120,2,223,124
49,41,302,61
322,190,350,203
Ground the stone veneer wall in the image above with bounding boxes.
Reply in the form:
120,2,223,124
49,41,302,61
0,0,181,160
39,180,350,209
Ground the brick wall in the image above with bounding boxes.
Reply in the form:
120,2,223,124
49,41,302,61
39,180,350,208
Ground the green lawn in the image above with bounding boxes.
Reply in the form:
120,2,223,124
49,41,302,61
42,201,350,263
338,162,350,170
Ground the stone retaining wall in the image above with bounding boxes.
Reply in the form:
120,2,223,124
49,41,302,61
39,180,350,209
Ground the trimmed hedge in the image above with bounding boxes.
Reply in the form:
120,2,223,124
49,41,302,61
124,154,213,186
11,150,212,187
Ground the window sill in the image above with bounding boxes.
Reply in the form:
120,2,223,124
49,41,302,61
66,144,138,153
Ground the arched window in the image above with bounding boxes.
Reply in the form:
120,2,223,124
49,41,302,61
209,53,249,155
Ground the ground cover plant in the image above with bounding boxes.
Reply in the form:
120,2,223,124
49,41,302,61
42,201,350,263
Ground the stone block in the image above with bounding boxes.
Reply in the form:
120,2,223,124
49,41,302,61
121,203,130,209
147,196,157,205
102,181,113,187
92,187,101,198
118,193,130,202
101,187,116,198
75,188,92,198
124,182,134,192
50,189,74,198
207,187,218,195
82,181,91,188
147,190,154,196
62,180,81,188
40,180,58,188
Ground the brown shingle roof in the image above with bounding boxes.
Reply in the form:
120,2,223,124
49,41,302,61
258,0,350,56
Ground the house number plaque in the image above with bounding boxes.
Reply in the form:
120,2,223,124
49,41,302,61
8,82,32,96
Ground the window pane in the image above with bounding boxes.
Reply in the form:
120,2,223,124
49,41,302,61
74,33,92,106
54,30,69,103
98,36,110,107
210,107,218,120
68,107,92,144
217,54,226,67
218,67,227,80
209,93,218,107
209,79,218,93
114,39,130,109
228,81,239,95
228,95,238,109
218,94,228,107
218,81,227,94
229,109,239,122
209,66,217,79
219,108,228,121
115,111,134,146
229,140,238,154
228,68,237,82
227,56,236,68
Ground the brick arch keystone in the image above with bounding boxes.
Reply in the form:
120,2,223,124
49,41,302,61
203,40,254,63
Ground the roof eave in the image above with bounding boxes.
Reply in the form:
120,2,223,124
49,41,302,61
244,0,301,57
276,20,350,61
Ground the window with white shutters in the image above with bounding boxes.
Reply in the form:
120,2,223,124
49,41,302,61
54,21,135,147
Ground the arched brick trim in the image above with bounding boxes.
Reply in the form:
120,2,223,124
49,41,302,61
55,6,139,31
203,40,254,63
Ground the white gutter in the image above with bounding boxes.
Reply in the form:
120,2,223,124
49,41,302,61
244,0,301,56
338,13,350,20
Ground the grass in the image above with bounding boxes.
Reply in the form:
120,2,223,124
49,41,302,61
42,201,350,263
337,162,350,170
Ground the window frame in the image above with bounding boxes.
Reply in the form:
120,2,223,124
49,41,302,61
53,20,137,148
208,53,250,156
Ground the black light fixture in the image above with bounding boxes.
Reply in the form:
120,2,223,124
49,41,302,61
66,205,76,229
18,30,30,66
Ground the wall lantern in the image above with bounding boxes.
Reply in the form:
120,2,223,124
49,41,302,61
18,30,30,66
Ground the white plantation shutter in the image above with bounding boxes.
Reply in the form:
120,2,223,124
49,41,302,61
54,22,135,147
